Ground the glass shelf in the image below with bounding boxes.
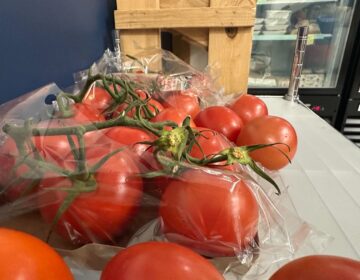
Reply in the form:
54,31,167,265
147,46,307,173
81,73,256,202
257,0,337,5
253,34,332,41
250,0,355,89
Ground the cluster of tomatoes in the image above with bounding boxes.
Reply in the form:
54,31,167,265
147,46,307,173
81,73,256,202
0,75,296,259
2,74,358,280
2,227,360,280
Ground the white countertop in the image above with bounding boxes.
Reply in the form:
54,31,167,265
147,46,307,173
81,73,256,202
263,96,360,259
222,96,360,280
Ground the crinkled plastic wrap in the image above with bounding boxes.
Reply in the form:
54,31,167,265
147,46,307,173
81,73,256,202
0,50,331,279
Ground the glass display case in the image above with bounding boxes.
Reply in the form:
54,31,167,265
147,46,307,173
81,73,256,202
249,0,357,89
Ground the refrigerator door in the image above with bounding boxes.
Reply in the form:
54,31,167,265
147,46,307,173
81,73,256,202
249,0,357,89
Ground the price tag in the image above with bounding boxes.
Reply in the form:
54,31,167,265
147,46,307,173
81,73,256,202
307,34,315,45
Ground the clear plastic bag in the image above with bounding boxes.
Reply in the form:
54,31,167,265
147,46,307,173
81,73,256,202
0,49,331,279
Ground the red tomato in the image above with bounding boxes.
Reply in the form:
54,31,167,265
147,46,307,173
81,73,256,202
116,89,164,118
67,103,105,122
160,169,259,257
138,151,171,198
190,128,232,159
0,138,34,202
151,108,196,130
101,242,224,280
194,106,243,142
34,103,105,162
270,255,360,280
190,128,236,171
83,85,114,112
229,94,268,125
236,116,297,170
105,127,154,157
0,228,74,280
161,90,200,118
38,146,143,244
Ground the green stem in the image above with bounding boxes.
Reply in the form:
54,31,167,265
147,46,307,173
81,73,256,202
187,154,228,165
66,74,103,103
22,157,72,177
3,116,176,138
66,74,134,103
102,77,119,102
56,93,74,118
75,128,88,179
45,178,97,242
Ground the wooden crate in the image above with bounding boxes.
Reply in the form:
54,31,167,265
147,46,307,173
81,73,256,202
114,0,256,95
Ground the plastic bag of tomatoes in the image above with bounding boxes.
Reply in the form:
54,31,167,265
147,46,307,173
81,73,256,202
0,49,331,279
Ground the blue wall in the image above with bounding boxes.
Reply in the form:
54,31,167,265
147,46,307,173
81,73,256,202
0,0,116,104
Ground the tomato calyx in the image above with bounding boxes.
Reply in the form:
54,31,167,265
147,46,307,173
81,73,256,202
45,176,97,242
156,127,189,160
45,146,127,241
221,147,252,165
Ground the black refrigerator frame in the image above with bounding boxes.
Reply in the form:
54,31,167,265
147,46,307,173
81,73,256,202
335,13,360,146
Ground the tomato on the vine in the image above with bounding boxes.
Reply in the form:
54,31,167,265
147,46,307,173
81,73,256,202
160,169,259,257
194,106,243,142
101,242,224,280
34,103,105,163
38,145,143,244
236,115,297,170
0,228,74,280
67,103,105,122
190,128,236,171
83,85,114,113
190,128,232,159
115,89,164,118
105,126,154,157
138,150,171,198
0,138,34,202
161,90,200,118
270,255,360,280
229,94,268,125
151,108,196,130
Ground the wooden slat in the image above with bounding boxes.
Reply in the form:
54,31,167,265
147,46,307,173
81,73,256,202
116,0,160,56
160,0,209,8
208,0,254,94
114,7,255,29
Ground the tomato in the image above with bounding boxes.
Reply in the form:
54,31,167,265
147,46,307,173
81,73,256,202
67,103,105,123
151,108,196,130
194,106,243,142
161,90,200,118
160,169,259,257
38,145,143,244
236,116,297,170
0,138,34,202
270,255,360,280
116,89,164,118
229,94,268,125
83,84,114,112
34,103,105,162
105,126,154,157
138,150,173,198
0,228,73,280
190,128,232,159
189,128,236,171
101,242,224,280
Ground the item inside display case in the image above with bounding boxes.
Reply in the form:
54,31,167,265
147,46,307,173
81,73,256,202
250,1,355,89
